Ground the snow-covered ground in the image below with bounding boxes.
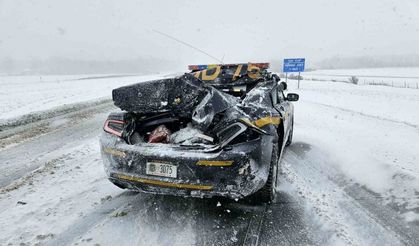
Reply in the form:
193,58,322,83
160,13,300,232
0,74,169,122
292,79,419,127
286,79,419,224
302,67,419,88
1,71,419,245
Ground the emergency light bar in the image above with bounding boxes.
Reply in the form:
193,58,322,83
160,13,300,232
188,63,270,71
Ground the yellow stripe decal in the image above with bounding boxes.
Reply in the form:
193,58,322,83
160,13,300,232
116,174,213,190
240,118,258,128
103,148,126,158
196,160,234,166
253,116,281,127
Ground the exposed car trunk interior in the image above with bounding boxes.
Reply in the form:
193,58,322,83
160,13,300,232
119,111,261,149
125,113,216,146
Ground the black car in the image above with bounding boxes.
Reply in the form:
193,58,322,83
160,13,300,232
100,63,299,203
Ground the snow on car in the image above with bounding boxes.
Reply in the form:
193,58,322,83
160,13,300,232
100,63,299,203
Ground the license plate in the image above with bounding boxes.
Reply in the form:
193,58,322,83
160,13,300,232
146,162,177,178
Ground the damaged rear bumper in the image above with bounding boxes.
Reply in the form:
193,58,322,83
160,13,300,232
100,133,273,199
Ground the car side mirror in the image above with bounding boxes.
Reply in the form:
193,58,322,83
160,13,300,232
286,93,299,101
279,82,287,90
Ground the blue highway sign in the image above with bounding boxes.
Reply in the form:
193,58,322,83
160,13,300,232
283,58,305,73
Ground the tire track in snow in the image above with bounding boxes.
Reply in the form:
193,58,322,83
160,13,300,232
0,109,111,187
282,142,413,245
242,204,267,246
191,191,324,246
0,139,123,245
342,183,419,245
67,193,199,246
45,191,139,246
0,99,114,151
0,98,113,131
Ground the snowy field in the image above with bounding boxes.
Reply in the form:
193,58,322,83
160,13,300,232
0,71,419,245
302,67,419,88
0,74,170,123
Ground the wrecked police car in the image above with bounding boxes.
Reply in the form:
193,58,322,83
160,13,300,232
100,63,299,203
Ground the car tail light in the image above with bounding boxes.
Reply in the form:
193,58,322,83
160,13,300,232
103,119,125,137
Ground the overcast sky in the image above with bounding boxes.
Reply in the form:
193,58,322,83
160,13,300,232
1,0,418,65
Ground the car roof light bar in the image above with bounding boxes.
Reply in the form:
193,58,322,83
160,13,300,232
188,63,270,71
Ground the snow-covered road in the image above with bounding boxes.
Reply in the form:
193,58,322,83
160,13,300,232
1,77,418,245
0,103,325,245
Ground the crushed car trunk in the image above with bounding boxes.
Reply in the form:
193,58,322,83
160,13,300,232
111,66,274,148
112,74,241,146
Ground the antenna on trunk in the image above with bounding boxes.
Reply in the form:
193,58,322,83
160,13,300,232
152,29,224,64
221,53,225,63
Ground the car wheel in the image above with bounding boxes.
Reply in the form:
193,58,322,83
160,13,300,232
255,144,278,204
285,119,293,146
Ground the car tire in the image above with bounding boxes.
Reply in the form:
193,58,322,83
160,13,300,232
255,144,278,204
285,118,293,146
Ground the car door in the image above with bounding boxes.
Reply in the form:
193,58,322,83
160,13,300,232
273,86,291,139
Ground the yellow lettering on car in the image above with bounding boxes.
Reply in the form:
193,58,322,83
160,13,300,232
201,66,221,80
193,71,201,78
232,64,243,81
247,65,261,79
